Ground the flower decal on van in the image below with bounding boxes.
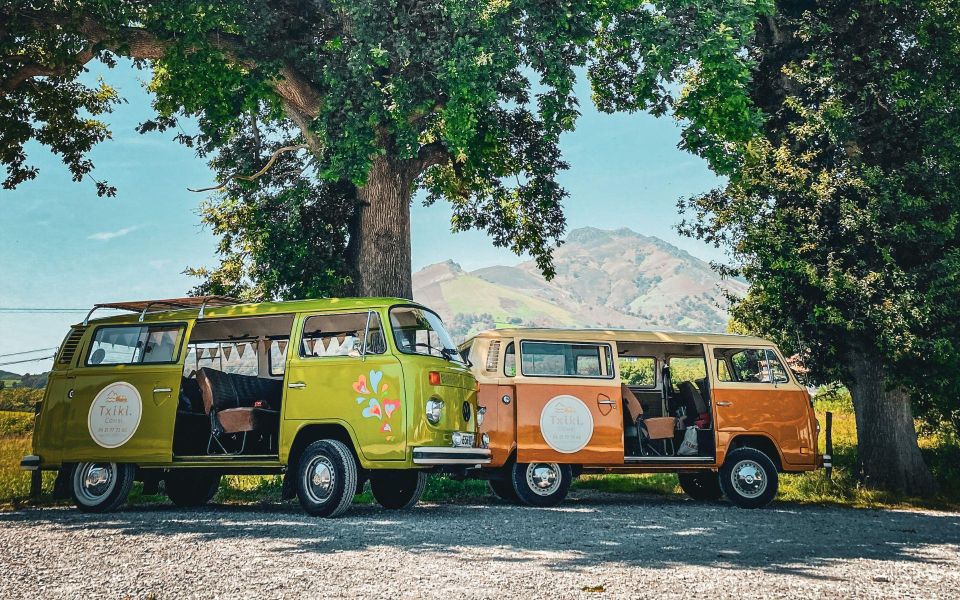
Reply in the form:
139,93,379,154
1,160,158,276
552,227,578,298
354,370,400,439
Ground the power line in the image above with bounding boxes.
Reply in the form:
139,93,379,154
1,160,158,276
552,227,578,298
0,348,57,358
0,308,87,313
0,355,55,367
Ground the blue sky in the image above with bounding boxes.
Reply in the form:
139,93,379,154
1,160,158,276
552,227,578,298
0,60,723,374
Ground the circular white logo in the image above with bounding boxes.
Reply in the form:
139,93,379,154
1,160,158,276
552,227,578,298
539,395,594,453
87,382,142,448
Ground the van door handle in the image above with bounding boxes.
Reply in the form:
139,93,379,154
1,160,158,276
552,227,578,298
716,401,732,407
597,400,617,406
153,387,172,393
288,382,307,389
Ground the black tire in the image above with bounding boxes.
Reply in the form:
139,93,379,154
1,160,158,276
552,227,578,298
71,462,135,513
719,447,779,509
511,462,572,507
370,470,428,510
678,471,723,502
165,470,222,507
487,478,520,503
295,439,358,517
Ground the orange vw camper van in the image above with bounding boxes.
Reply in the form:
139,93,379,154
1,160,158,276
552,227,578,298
460,329,827,509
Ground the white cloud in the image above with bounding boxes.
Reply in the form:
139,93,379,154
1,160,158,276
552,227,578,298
88,226,139,241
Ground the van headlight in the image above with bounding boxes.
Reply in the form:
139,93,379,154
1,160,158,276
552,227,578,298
477,406,486,426
426,399,444,424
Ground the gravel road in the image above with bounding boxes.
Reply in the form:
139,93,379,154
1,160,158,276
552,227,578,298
0,490,958,599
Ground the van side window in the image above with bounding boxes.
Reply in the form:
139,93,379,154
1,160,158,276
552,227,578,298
620,356,656,387
87,324,183,366
520,341,613,379
504,342,516,377
269,340,288,375
300,312,386,358
715,348,789,384
668,356,707,389
185,341,259,376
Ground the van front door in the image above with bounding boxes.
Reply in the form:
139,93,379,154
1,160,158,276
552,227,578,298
709,345,815,466
514,340,623,465
283,310,406,461
63,322,188,464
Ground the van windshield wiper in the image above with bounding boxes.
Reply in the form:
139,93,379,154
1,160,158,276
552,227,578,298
440,348,462,363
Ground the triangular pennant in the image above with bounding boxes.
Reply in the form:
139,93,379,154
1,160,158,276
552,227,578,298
223,345,233,361
278,340,287,355
310,338,321,355
208,346,219,359
236,343,246,359
326,337,340,355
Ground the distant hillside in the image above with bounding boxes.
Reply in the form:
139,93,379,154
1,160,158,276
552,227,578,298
0,371,48,389
413,227,747,341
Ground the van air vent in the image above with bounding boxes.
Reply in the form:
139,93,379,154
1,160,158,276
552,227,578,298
58,327,86,365
485,341,500,372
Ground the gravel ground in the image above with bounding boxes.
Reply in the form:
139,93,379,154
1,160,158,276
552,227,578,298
0,490,958,600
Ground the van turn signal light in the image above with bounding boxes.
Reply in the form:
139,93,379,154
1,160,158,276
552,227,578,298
429,371,442,386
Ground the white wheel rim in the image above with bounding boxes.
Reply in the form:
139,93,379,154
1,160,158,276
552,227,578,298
74,462,117,505
731,459,767,498
525,463,561,497
304,456,336,503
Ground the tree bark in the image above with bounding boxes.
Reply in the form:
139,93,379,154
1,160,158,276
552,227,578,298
347,156,416,299
846,348,938,496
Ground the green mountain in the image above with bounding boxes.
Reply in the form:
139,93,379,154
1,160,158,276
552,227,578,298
413,227,747,340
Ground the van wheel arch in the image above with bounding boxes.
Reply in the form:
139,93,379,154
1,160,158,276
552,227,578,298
727,435,783,472
283,424,361,500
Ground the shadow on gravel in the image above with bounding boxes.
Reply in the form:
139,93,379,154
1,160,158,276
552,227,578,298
2,492,958,581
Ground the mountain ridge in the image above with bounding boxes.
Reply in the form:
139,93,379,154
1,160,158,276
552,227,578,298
413,227,747,340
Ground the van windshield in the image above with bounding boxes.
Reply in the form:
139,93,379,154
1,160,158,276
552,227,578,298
389,306,464,363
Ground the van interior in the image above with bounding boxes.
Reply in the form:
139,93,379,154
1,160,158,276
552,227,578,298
173,315,293,457
617,342,715,461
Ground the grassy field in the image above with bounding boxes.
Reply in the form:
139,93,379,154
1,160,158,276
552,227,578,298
2,392,957,511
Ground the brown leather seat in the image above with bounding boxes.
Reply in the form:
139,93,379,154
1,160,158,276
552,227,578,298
197,368,280,452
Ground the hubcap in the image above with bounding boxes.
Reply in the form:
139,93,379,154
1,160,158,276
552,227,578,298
731,460,767,498
304,456,336,503
75,462,116,504
525,463,561,496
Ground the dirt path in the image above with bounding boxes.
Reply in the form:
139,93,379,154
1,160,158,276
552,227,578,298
1,491,957,599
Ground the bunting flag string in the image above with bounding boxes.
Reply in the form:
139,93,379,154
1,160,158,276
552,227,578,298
223,345,233,361
236,342,246,359
278,340,287,355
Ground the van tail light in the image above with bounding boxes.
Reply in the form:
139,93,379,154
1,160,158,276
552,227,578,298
429,371,441,386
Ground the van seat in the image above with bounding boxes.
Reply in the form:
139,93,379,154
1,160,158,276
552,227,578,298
197,368,281,453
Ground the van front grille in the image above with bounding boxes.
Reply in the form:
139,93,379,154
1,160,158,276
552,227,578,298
58,327,86,365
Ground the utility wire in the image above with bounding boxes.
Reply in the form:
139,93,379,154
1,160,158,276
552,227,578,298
0,348,57,358
0,355,55,367
0,308,87,313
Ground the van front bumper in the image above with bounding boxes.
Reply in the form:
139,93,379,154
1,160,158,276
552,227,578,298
20,455,40,471
412,447,491,466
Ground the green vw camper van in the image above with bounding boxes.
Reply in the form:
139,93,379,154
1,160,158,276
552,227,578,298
21,296,488,517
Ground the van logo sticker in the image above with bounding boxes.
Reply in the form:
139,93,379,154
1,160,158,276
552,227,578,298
540,395,594,454
88,381,143,449
354,370,399,440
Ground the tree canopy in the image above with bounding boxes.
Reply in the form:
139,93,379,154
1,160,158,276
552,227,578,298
1,0,768,298
668,0,960,494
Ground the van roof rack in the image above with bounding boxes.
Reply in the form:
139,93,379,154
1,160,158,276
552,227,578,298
82,295,241,325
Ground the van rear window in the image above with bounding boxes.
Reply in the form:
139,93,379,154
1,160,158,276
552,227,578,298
520,341,613,379
87,324,184,366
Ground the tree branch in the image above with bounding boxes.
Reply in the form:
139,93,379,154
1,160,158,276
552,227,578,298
188,144,308,193
2,10,322,117
415,141,450,172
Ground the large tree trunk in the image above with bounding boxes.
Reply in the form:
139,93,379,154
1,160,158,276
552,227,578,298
846,349,937,496
347,156,416,299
